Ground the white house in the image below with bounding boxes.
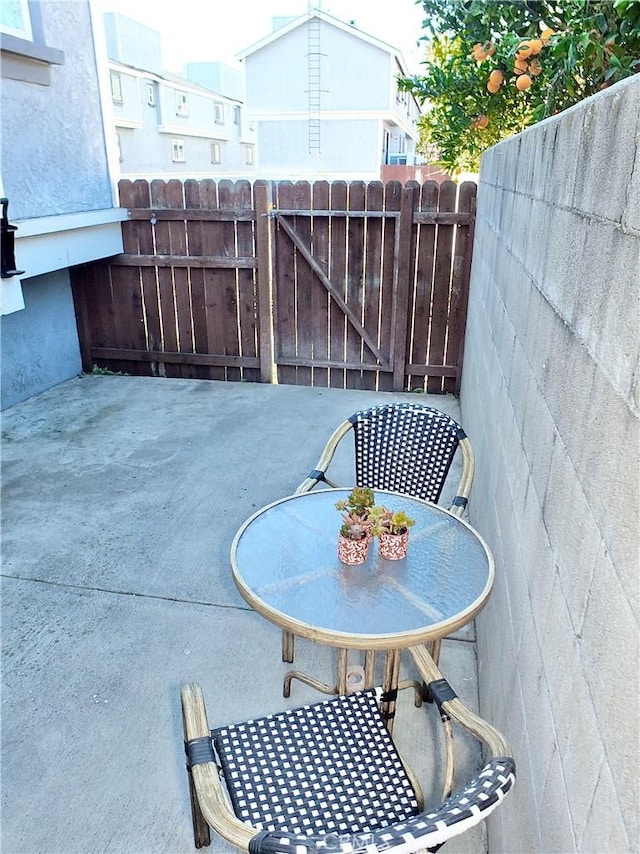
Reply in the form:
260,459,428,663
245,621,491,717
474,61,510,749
237,10,424,181
105,14,257,181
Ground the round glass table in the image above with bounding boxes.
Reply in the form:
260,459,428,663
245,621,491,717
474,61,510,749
231,489,494,726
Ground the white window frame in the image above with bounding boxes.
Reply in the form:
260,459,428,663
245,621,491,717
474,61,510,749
115,131,123,162
0,0,32,39
146,82,156,106
175,90,189,116
244,145,254,166
172,139,186,163
214,102,224,124
110,71,123,103
211,142,222,164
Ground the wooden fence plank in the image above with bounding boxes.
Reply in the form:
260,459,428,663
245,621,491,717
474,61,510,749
345,181,366,389
391,183,418,391
310,180,330,387
361,181,384,391
328,181,348,388
293,181,313,386
235,179,260,383
408,181,439,391
445,181,476,394
377,181,402,392
198,180,226,381
254,180,274,383
217,180,244,382
273,182,298,385
427,180,457,393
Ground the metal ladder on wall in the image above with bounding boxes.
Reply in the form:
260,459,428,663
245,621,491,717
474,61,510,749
307,13,322,154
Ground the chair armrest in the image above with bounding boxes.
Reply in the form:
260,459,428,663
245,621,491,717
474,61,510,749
294,420,352,494
248,756,516,853
181,683,255,852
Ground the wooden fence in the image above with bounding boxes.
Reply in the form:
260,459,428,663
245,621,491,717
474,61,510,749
70,178,476,393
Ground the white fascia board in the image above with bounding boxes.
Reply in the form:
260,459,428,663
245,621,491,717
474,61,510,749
114,118,143,129
157,125,231,140
13,209,127,281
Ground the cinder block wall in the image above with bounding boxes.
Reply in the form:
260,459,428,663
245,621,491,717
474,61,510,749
461,76,639,853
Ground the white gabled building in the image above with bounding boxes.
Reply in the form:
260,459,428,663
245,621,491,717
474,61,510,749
237,10,424,181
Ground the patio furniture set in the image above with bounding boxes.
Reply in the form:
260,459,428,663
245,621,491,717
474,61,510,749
181,403,515,853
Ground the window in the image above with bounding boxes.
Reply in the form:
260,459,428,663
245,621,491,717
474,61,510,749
214,102,224,124
211,142,222,164
175,90,189,116
146,82,156,106
0,0,64,85
233,106,241,125
115,131,123,162
0,0,32,38
110,71,122,103
172,139,185,162
244,145,254,166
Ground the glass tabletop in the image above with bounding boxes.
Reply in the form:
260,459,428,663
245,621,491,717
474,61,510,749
231,489,494,649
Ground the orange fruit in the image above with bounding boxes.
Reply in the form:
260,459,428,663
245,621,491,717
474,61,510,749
516,74,532,91
540,28,555,43
476,115,489,129
487,80,501,93
529,58,542,76
513,57,528,74
485,42,496,57
489,69,504,86
528,39,543,55
516,42,533,59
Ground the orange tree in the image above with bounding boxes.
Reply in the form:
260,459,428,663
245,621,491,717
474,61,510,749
401,0,640,173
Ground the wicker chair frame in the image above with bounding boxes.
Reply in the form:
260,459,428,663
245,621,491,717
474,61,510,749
182,646,515,854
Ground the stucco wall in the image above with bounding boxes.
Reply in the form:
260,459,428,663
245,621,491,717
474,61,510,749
461,76,639,852
1,270,82,409
1,0,113,219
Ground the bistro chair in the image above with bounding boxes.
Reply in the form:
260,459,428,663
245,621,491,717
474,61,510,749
182,645,515,853
285,402,475,665
295,402,474,512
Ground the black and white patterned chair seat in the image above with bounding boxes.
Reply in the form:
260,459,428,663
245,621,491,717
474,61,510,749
211,690,515,854
349,404,466,504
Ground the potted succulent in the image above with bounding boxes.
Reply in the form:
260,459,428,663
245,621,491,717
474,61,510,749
335,487,375,564
370,506,415,560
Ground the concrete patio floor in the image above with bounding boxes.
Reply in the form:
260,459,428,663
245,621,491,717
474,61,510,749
1,376,486,854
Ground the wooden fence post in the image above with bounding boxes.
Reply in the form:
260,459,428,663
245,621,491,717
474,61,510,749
391,183,418,391
254,180,274,383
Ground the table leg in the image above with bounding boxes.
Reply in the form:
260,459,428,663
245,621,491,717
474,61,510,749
336,648,348,695
282,629,295,663
381,649,401,734
364,650,375,688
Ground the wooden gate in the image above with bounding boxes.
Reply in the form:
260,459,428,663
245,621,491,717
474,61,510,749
70,178,475,393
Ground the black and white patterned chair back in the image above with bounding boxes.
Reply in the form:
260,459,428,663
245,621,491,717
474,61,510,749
349,403,466,504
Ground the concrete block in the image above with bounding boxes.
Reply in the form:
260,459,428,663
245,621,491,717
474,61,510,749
573,366,639,603
521,376,558,502
543,108,583,210
573,221,640,401
580,760,635,854
538,747,578,853
558,665,605,844
581,542,640,835
538,206,585,324
570,78,640,223
524,677,559,811
542,438,601,633
519,486,555,630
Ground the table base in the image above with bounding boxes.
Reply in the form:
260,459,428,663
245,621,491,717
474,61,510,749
283,648,424,733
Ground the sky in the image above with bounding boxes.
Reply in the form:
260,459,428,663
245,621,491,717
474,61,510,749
98,0,428,74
